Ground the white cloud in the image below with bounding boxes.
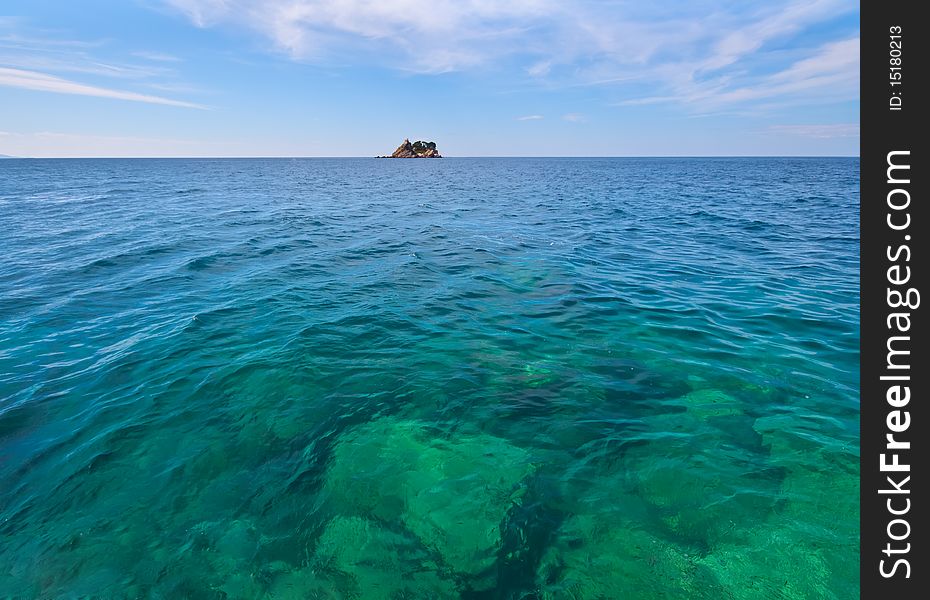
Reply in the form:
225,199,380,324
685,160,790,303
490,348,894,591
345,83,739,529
0,67,205,108
1,19,204,107
161,0,858,109
562,113,584,122
165,0,556,72
698,0,847,73
132,51,183,62
701,37,860,107
0,52,173,79
0,130,332,157
161,0,710,73
0,131,205,157
527,61,551,77
1,22,174,79
619,35,859,111
770,123,859,138
0,31,105,49
517,114,543,121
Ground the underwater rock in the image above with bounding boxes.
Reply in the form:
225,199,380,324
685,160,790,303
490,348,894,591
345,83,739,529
695,527,840,600
625,388,781,550
215,519,260,563
668,388,744,420
536,514,727,598
307,515,456,599
749,415,859,596
522,360,557,386
495,474,568,598
322,417,535,590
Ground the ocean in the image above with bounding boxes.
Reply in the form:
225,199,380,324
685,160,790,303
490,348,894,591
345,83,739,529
0,157,859,598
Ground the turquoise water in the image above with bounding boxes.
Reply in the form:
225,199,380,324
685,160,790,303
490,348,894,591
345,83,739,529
1,158,859,598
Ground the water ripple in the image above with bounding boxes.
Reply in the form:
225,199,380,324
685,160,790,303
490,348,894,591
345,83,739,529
0,157,859,598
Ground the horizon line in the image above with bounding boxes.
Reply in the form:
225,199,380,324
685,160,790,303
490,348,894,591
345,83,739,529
2,154,861,160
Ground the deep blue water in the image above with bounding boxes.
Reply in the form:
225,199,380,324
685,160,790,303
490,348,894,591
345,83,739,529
0,158,859,598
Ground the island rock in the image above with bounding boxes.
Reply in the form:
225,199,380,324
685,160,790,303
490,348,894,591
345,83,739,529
378,138,442,158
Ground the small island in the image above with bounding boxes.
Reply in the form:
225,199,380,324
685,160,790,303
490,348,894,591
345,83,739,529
377,139,442,158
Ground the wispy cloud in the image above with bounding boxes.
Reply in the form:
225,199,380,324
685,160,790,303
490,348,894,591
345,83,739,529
165,0,557,73
0,130,333,158
696,0,847,73
0,19,205,108
1,20,174,79
1,23,173,79
562,113,584,122
701,37,859,107
160,0,858,109
527,61,551,77
0,67,205,108
0,31,105,49
770,123,859,138
0,131,206,157
517,114,543,121
0,52,173,79
132,50,183,62
616,34,858,112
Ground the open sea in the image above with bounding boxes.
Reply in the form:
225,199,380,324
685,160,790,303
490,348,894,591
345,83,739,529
0,157,859,598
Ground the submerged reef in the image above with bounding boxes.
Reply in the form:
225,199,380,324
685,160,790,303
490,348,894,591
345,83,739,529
4,386,858,598
1,379,857,598
319,417,534,594
299,389,856,598
264,386,857,599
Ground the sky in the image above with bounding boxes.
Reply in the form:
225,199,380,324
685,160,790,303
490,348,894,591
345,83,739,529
0,0,859,157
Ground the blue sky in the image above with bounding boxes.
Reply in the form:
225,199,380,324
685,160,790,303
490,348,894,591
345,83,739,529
1,1,859,157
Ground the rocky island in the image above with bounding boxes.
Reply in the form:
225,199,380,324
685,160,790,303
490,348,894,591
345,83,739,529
378,139,442,158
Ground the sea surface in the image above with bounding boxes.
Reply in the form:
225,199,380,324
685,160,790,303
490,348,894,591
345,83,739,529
0,158,859,598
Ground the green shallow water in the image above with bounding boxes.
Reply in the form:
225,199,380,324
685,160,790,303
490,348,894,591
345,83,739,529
0,158,859,598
